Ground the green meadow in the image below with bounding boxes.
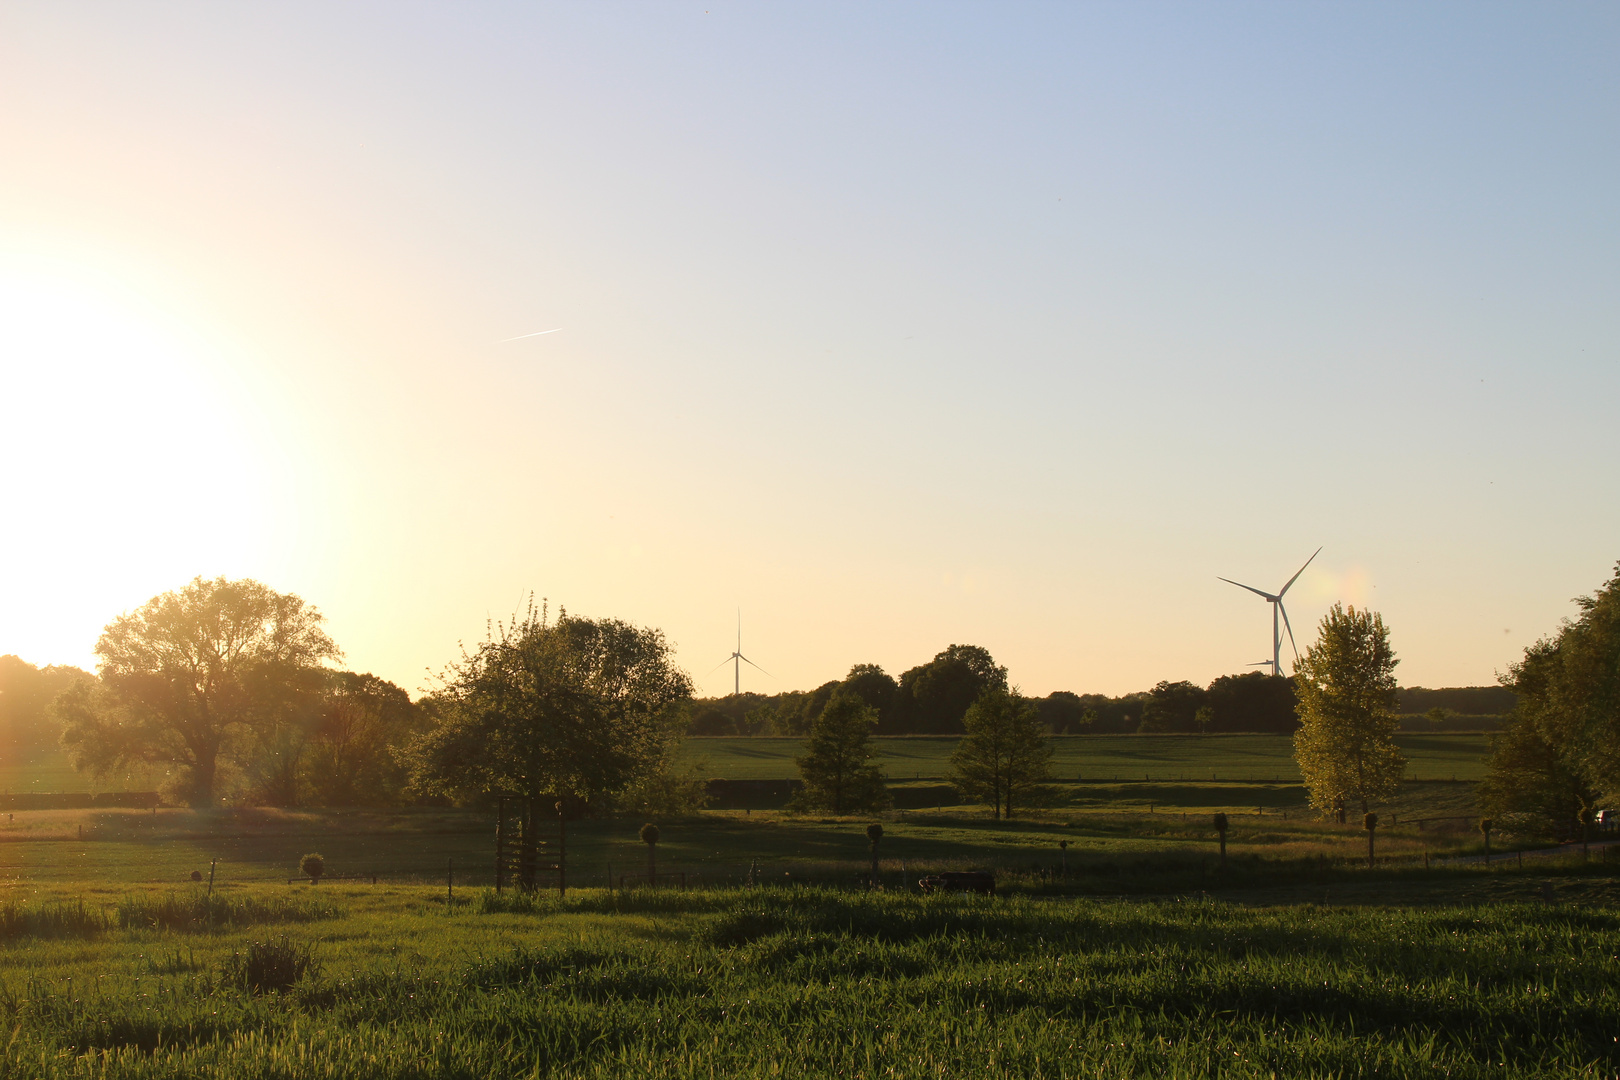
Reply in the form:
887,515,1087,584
5,733,1612,1079
2,873,1618,1079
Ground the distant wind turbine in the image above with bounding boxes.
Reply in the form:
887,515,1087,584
708,612,771,696
1219,547,1321,676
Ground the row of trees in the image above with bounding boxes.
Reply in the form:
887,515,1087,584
790,682,1055,819
42,577,698,812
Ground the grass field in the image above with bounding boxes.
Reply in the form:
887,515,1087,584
2,734,1493,797
1,874,1617,1078
678,733,1493,782
2,796,1617,1078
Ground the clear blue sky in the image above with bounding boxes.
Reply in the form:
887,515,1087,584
1,2,1616,696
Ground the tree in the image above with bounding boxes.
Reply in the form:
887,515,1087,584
1478,704,1599,838
1486,563,1620,809
57,577,340,806
0,656,92,758
1293,604,1405,818
404,603,692,890
889,645,1008,734
304,672,423,806
842,664,898,722
949,687,1054,820
1204,671,1299,733
789,689,891,814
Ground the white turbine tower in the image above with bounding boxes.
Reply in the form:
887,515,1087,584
1219,547,1321,676
711,612,770,696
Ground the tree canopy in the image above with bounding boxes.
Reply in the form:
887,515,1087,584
888,645,1008,734
404,603,692,809
57,577,340,806
1482,562,1620,832
1292,604,1404,819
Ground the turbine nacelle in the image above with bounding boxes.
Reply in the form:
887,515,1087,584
1219,547,1321,677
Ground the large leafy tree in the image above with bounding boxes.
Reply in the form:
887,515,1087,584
950,687,1054,819
1483,563,1620,827
57,577,340,806
888,645,1007,734
405,604,692,883
789,689,891,814
1293,604,1404,819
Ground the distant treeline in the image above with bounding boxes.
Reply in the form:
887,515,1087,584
684,645,1516,737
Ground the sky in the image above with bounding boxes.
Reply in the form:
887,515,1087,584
1,2,1616,699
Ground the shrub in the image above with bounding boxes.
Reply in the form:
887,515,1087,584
222,937,317,994
300,853,326,883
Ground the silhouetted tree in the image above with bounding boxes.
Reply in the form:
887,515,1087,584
405,603,692,884
789,690,891,814
889,645,1007,734
57,577,340,806
1205,671,1299,733
842,664,898,724
950,687,1053,819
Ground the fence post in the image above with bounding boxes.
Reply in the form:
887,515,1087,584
448,858,454,905
207,859,216,898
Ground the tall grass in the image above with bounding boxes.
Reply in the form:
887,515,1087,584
114,890,343,932
0,898,108,940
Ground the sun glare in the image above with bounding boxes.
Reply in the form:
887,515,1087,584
0,257,288,668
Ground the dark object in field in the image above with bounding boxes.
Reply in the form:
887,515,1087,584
918,870,995,896
223,937,316,994
300,853,325,884
190,870,203,882
1213,812,1229,871
641,823,660,886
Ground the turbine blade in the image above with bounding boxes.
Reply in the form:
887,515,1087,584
1218,577,1278,601
1278,546,1322,598
738,654,773,679
1280,602,1300,664
704,656,735,677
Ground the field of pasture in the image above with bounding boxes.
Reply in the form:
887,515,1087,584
677,732,1492,782
2,875,1618,1078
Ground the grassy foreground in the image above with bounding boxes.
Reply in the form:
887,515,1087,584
0,881,1616,1078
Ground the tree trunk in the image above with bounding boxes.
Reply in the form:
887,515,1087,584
557,797,567,899
520,796,537,890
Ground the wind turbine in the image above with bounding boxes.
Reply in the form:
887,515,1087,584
711,612,771,696
1219,547,1321,677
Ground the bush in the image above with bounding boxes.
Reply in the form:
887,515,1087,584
222,937,317,994
300,853,326,882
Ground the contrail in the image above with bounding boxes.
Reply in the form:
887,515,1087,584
494,328,562,344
